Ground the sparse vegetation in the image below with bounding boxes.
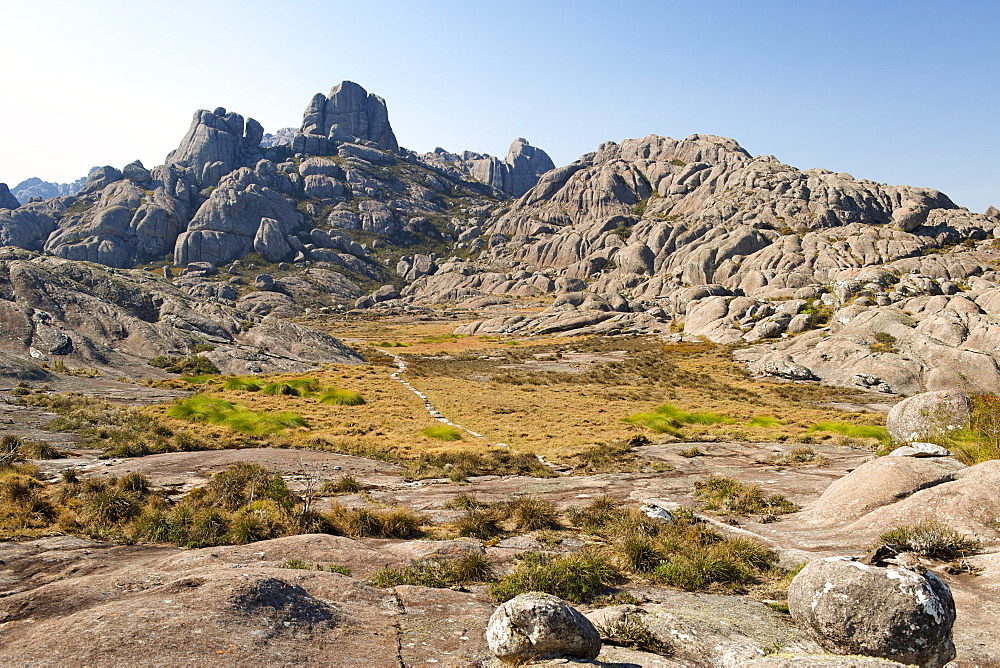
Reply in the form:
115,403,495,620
167,395,307,435
489,550,622,603
149,354,220,376
869,332,899,354
371,553,495,588
809,421,889,442
873,522,980,561
771,447,827,466
693,476,799,516
317,389,366,406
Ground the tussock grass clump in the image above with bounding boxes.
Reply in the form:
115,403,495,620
406,448,553,481
563,496,779,592
693,476,799,516
319,475,364,495
624,403,734,434
597,615,672,655
489,550,622,603
222,377,262,392
420,424,463,441
747,415,783,428
874,521,980,561
167,396,307,436
324,502,425,539
809,421,889,442
371,553,495,588
447,495,558,538
772,447,828,466
507,496,560,531
317,388,366,406
569,438,644,473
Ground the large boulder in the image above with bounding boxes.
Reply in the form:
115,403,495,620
886,390,971,443
788,557,956,667
486,593,601,662
165,107,263,187
798,456,965,527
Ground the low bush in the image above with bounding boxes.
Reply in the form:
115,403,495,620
405,448,553,481
693,476,799,516
874,521,980,560
149,354,220,376
569,438,644,473
507,496,560,531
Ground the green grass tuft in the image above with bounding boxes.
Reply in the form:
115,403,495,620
809,421,889,441
747,415,783,428
874,521,980,560
317,388,366,406
624,403,734,433
421,424,463,441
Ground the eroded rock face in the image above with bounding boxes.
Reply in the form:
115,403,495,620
886,390,972,443
0,183,20,210
165,107,264,188
294,81,399,153
486,592,601,662
788,557,956,667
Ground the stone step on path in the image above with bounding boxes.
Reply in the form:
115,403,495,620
379,349,569,475
379,349,496,444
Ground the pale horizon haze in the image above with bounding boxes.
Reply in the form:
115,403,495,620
1,0,997,211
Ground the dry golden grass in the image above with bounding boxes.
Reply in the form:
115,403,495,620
141,317,891,465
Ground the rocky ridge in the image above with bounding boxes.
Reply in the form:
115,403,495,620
2,83,1000,394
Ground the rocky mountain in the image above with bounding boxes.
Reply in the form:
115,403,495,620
2,81,999,394
8,171,94,204
418,137,556,197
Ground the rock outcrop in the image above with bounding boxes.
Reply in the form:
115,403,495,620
0,184,20,210
421,138,556,197
788,557,956,667
0,253,363,375
165,107,264,188
293,81,399,154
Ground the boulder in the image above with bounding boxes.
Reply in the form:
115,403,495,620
788,557,956,667
253,218,292,263
799,456,965,526
755,353,812,380
486,593,601,662
886,390,971,443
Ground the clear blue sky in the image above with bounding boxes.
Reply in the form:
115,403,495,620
2,0,997,211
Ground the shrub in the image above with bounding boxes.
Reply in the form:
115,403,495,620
489,550,622,603
209,463,294,511
693,476,799,516
149,355,219,376
421,424,463,441
616,533,665,572
679,447,704,458
874,522,980,560
442,493,485,510
317,389,366,406
597,615,671,655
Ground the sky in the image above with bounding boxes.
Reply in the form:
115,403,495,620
1,0,997,211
